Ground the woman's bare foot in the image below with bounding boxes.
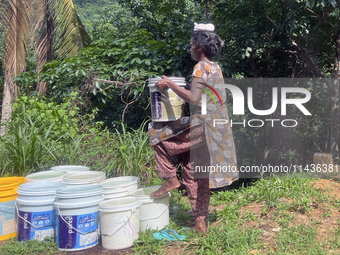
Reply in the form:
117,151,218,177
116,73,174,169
194,220,207,233
149,177,180,197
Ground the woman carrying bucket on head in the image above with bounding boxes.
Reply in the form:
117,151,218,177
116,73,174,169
148,23,239,233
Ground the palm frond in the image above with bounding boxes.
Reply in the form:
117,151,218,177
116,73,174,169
33,0,55,93
53,0,91,59
1,0,33,98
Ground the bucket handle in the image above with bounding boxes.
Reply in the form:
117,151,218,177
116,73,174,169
139,204,169,222
97,209,136,237
15,201,46,230
56,206,88,235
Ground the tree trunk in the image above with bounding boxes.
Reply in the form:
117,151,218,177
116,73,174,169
0,80,14,136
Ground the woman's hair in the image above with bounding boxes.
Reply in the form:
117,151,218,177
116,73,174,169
190,31,224,59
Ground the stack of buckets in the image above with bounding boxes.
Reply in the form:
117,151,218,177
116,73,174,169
2,166,170,252
98,180,170,250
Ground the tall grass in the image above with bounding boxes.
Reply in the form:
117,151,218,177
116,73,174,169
0,114,58,176
104,121,156,184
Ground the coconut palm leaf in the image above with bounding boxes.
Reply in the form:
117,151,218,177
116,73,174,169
32,0,55,93
1,0,33,98
52,0,91,58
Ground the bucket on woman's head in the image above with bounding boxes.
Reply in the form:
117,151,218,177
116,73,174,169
133,186,170,232
148,77,186,122
100,176,139,200
0,177,26,241
63,171,106,186
26,171,67,183
99,197,141,250
50,165,89,172
54,185,104,251
16,181,66,242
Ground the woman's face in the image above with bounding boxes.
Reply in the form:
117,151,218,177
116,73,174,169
190,40,201,61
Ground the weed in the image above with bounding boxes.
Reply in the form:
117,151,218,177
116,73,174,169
276,224,327,254
0,238,58,255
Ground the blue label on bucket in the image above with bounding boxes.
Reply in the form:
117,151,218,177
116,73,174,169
56,212,99,250
0,200,16,237
151,92,162,119
17,209,55,242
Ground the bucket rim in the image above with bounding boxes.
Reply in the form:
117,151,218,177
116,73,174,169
26,170,67,180
0,177,26,189
99,197,141,212
133,186,169,203
16,197,55,206
56,185,104,198
18,181,66,195
100,176,139,189
148,83,185,87
63,171,105,182
50,165,89,171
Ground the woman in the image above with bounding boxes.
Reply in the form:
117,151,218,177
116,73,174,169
148,23,238,233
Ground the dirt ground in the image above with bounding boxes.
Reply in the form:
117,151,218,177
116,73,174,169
2,179,340,254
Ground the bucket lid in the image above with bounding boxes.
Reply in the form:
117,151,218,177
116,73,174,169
99,197,141,212
148,77,186,87
18,181,66,195
50,165,89,172
63,171,105,183
55,185,104,198
26,171,67,181
100,176,139,189
133,186,170,203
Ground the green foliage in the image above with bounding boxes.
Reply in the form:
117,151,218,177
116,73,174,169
0,114,56,176
0,238,58,255
105,121,156,185
0,93,86,176
276,224,327,254
11,93,81,138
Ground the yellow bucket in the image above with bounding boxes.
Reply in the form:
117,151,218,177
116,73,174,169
0,177,26,241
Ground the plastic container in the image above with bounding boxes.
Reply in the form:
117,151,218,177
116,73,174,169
16,181,66,242
63,171,106,186
133,186,170,232
99,197,141,250
25,171,67,183
54,185,104,251
50,165,89,172
100,176,139,200
148,77,186,122
0,177,26,241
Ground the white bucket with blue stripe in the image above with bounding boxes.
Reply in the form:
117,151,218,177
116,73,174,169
54,185,104,251
15,181,66,242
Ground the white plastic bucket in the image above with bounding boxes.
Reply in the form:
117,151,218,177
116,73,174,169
99,197,141,250
100,176,139,200
54,185,104,251
133,186,170,232
63,171,106,186
16,181,66,242
25,171,67,183
148,77,186,122
50,165,89,172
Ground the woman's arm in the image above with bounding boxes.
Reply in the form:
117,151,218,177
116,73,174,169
155,76,205,105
